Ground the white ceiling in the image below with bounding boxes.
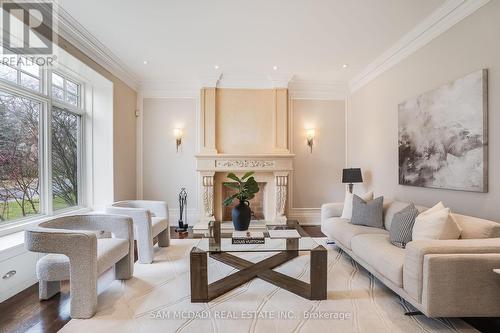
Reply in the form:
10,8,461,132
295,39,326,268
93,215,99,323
58,0,445,86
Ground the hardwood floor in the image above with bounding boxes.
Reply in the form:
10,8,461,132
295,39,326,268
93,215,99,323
0,226,497,333
0,281,71,333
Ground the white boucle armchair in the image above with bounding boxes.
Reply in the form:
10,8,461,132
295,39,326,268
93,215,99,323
105,200,170,264
24,214,134,319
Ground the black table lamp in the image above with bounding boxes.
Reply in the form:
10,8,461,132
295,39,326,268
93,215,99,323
342,168,363,193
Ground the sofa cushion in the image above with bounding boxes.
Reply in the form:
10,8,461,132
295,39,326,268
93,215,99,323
412,203,461,241
389,203,419,248
351,195,384,228
151,217,169,237
322,217,388,250
384,201,427,231
351,234,406,287
341,191,373,220
452,213,500,239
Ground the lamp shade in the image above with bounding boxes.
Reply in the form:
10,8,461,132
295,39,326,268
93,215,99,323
342,168,363,183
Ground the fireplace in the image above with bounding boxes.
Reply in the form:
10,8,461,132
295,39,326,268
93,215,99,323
194,86,293,226
197,157,293,224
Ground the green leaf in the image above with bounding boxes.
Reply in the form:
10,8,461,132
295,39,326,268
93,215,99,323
226,172,240,183
244,177,259,194
223,171,260,203
246,176,257,184
241,171,254,180
223,182,240,190
223,194,238,206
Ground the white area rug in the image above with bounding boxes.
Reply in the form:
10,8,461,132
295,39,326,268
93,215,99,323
61,239,477,333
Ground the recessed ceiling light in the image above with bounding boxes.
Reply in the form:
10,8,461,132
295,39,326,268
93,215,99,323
214,65,220,70
143,60,149,65
342,63,349,69
273,65,278,71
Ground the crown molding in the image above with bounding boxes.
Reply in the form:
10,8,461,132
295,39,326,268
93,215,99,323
53,3,140,91
139,73,297,97
349,0,490,93
215,73,294,89
289,79,348,100
200,73,223,88
139,77,348,100
139,80,200,98
268,74,295,88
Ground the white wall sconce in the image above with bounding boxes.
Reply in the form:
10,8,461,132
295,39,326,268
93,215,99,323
174,128,183,152
306,128,315,153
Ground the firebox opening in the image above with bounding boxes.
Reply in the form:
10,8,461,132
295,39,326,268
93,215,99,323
222,182,267,221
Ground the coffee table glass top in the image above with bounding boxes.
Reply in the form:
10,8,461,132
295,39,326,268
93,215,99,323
194,220,319,253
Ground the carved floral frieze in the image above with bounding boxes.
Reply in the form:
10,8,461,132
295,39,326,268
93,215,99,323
215,160,275,169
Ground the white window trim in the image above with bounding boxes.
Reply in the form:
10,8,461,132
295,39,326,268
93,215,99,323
0,207,92,238
0,66,87,233
51,70,83,109
0,55,43,93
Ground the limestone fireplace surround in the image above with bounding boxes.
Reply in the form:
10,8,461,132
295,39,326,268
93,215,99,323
196,153,294,223
195,86,293,226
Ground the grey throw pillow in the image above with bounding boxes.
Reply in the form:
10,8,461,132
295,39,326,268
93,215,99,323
350,195,384,228
389,203,419,248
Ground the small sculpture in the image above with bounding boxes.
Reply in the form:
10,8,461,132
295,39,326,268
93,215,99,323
175,188,188,232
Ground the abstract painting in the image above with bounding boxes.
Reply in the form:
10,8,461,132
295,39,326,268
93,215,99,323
398,69,488,192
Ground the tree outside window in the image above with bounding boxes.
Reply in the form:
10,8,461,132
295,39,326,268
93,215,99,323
0,70,83,223
0,92,41,221
51,106,79,210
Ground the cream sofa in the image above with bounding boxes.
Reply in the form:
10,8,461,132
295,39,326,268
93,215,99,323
321,200,500,317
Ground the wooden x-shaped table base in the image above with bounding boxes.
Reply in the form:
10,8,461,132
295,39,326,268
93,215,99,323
190,246,327,302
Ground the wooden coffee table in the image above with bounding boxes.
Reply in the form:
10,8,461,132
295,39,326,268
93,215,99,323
190,220,327,302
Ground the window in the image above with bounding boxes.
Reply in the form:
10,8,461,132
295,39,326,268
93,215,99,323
52,72,81,107
0,92,41,221
0,56,41,92
0,68,84,224
51,107,80,211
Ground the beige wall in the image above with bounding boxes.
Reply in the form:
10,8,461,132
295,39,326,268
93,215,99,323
292,100,346,208
112,80,137,200
347,1,500,220
215,89,275,154
142,98,199,217
140,94,346,223
58,38,138,201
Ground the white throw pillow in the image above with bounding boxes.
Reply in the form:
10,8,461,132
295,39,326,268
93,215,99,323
420,201,446,215
412,202,462,240
341,190,373,220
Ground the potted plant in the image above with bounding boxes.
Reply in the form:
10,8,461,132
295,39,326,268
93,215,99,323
223,171,259,231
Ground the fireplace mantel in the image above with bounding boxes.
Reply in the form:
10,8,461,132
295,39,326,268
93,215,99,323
196,153,294,172
196,153,293,223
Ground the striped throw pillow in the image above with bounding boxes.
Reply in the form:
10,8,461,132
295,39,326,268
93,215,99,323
389,203,419,248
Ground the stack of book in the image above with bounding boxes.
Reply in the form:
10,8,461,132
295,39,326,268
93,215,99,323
231,231,265,244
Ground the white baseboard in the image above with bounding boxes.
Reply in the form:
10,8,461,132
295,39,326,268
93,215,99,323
288,208,321,225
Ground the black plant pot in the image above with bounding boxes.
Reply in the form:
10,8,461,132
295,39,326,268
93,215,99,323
232,200,252,231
